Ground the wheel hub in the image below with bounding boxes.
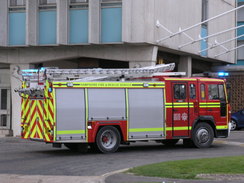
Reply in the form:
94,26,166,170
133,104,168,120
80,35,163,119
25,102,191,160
196,129,209,144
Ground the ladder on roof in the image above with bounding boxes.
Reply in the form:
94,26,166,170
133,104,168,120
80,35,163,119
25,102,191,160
20,63,177,82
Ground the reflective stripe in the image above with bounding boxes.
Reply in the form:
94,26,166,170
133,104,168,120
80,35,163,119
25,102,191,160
166,126,192,131
199,102,220,108
129,128,164,132
53,82,165,88
165,102,194,108
201,79,223,81
57,130,85,135
164,78,196,81
216,125,228,130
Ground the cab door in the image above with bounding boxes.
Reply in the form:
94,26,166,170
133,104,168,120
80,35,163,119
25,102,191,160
172,83,189,137
207,83,228,127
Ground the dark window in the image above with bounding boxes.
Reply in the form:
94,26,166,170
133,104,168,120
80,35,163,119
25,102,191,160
202,0,208,22
189,84,196,99
1,89,7,110
0,115,7,127
200,84,206,100
39,0,56,5
70,0,88,8
174,84,186,99
101,0,122,7
10,0,26,6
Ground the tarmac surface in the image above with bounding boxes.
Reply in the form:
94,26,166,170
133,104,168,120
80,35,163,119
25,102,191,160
0,130,243,183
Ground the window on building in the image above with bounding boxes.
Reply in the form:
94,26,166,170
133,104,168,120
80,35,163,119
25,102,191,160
100,0,122,43
0,115,7,127
9,0,25,6
39,0,56,10
9,0,26,11
1,89,7,110
200,84,206,100
174,84,186,100
101,0,122,7
202,0,208,22
70,0,88,9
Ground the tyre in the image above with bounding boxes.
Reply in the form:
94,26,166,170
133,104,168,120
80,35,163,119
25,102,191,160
192,123,214,148
161,139,179,146
230,119,237,131
96,126,121,153
64,143,88,153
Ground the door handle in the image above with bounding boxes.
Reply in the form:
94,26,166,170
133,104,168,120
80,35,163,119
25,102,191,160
173,109,178,112
207,109,213,111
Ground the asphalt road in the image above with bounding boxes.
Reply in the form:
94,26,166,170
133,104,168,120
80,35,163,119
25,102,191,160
0,131,243,177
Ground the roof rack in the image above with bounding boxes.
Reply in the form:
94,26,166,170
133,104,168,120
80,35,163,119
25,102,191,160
20,63,178,82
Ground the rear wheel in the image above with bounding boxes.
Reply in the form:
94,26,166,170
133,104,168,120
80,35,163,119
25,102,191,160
192,123,214,148
161,139,179,146
96,126,121,153
64,143,88,153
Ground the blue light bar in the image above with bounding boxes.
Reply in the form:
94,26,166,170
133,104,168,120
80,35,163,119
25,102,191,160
22,69,39,73
218,72,229,77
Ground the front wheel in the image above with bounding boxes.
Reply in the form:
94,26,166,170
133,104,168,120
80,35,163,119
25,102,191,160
230,119,237,131
192,123,214,148
96,126,121,153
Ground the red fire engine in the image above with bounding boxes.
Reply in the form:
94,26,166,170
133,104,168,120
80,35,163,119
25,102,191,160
15,63,231,153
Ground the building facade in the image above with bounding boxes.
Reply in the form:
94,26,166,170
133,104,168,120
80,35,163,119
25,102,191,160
0,0,236,136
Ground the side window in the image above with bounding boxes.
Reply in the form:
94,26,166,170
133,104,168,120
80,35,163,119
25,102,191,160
189,84,196,99
208,84,219,100
200,84,206,100
174,84,186,99
218,84,225,101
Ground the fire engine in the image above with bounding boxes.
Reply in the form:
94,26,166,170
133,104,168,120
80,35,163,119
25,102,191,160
15,63,231,153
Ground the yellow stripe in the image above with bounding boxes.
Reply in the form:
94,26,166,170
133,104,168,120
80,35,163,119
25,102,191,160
57,130,85,135
200,79,223,81
164,78,197,81
126,89,129,141
216,125,228,130
85,88,88,142
166,126,192,131
52,82,165,88
129,128,164,132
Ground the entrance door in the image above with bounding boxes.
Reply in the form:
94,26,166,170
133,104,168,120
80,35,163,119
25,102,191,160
0,88,10,129
172,83,189,137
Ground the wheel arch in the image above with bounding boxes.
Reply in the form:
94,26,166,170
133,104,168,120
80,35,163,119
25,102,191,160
96,125,124,142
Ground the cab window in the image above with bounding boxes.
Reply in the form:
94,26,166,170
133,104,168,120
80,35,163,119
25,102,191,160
208,84,225,100
200,84,205,100
174,84,186,99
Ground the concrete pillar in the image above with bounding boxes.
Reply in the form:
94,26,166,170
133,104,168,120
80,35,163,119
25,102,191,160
26,0,38,46
129,46,158,68
10,64,34,136
0,0,8,46
178,56,192,77
122,0,132,42
57,0,68,44
89,0,100,43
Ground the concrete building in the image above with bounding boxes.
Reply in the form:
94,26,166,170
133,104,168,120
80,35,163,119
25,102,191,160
0,0,236,136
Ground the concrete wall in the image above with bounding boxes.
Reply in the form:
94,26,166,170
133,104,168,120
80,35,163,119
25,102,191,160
208,0,236,63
